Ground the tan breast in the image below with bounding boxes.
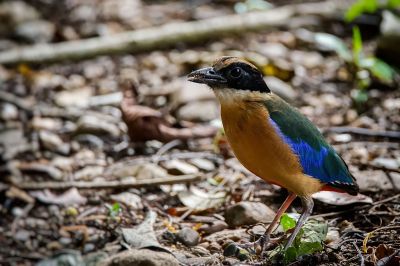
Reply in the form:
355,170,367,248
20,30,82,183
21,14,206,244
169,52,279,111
216,90,323,196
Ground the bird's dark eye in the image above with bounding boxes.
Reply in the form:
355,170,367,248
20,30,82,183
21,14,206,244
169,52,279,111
229,67,242,78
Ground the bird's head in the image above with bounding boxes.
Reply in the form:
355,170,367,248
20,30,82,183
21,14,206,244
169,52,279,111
187,56,270,95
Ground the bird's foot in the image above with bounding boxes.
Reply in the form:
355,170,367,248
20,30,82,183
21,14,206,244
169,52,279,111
224,235,276,260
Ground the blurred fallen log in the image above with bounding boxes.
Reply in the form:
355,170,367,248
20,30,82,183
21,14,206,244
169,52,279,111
0,0,350,65
13,174,200,190
121,82,217,142
325,127,400,141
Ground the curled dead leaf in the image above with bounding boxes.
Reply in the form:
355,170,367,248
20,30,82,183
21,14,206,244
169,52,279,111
121,81,217,142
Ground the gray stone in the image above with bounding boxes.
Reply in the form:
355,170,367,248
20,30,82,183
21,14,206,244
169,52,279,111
15,19,55,43
200,220,228,235
189,158,215,172
224,201,276,227
371,158,399,170
177,100,219,122
15,229,30,241
0,103,18,120
389,172,400,191
355,170,393,192
257,42,289,59
264,76,297,101
290,50,324,69
163,159,199,175
55,87,92,108
0,1,40,26
74,166,104,180
110,192,143,209
39,130,70,155
100,249,179,266
76,115,120,137
171,79,214,106
176,227,200,247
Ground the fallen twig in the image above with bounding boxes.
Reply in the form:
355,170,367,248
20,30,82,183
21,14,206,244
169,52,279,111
14,174,200,190
353,242,365,266
311,193,400,219
0,0,349,65
325,127,400,141
0,90,33,111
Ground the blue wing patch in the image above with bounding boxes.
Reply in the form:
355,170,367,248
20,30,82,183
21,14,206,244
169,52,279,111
269,118,356,188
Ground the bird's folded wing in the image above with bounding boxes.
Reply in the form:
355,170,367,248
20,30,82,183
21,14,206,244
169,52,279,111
264,97,358,195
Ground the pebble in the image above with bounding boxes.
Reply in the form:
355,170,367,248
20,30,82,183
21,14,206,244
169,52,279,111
59,237,72,246
163,160,199,175
15,229,31,241
371,158,399,170
171,80,214,106
177,100,219,122
176,227,200,247
110,192,143,209
0,103,18,120
355,170,393,192
15,19,55,43
32,117,63,131
189,158,215,172
389,172,400,190
136,163,168,179
0,1,40,26
100,249,179,266
199,220,228,235
257,42,289,59
290,50,324,69
19,163,64,180
39,130,70,155
83,243,95,253
89,92,122,107
74,134,104,150
224,201,276,227
264,76,297,101
74,165,104,180
76,115,120,137
55,87,92,108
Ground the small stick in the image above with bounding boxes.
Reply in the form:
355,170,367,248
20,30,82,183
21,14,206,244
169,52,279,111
353,241,365,266
14,174,200,190
311,194,400,219
325,127,400,140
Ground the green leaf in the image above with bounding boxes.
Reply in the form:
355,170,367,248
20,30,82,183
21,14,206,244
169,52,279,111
359,57,395,83
301,219,328,243
107,202,121,217
280,213,297,232
345,0,379,22
353,88,369,104
298,241,323,255
283,247,298,264
269,218,327,264
388,0,400,8
352,26,363,66
314,33,352,61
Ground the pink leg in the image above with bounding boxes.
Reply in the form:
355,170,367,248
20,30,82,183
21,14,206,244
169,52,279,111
264,192,297,237
238,192,297,251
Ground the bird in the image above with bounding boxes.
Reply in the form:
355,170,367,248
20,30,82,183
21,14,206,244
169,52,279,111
187,56,359,253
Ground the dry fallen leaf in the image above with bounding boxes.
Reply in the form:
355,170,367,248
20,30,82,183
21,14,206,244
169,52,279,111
312,191,373,205
30,187,87,205
121,81,217,142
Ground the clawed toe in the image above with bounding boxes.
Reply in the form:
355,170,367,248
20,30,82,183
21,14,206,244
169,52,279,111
223,235,274,261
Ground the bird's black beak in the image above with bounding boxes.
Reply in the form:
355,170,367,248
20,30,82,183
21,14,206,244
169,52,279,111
187,67,227,86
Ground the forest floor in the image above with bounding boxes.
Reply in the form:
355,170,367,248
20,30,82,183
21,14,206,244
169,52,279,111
0,0,399,265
